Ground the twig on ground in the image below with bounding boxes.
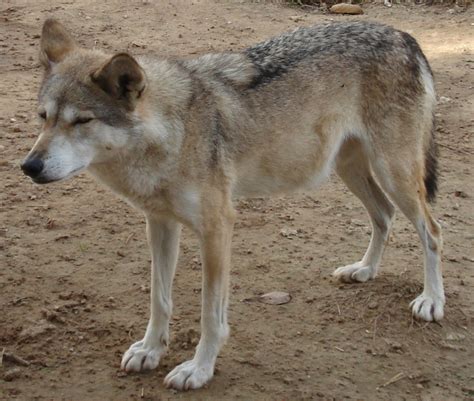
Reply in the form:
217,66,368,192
372,316,379,347
125,232,135,244
438,142,472,155
377,372,405,390
2,351,31,366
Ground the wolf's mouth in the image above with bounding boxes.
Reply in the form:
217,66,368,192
32,176,58,184
32,166,85,184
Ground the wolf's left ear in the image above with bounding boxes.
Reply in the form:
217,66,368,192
91,53,147,111
40,19,77,68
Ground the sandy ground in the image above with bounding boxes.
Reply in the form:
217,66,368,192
1,1,473,400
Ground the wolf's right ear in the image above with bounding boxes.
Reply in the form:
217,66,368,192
91,53,147,111
40,19,77,68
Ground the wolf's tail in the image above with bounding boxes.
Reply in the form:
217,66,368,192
424,119,438,203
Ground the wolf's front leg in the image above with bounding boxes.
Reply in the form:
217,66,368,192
121,217,181,372
164,207,234,390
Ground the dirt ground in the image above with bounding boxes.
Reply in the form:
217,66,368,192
1,1,473,400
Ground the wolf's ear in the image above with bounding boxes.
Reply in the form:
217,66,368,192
91,53,146,111
40,19,77,68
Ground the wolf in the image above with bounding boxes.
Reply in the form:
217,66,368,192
21,19,444,390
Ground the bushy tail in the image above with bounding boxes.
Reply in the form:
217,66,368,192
424,121,438,203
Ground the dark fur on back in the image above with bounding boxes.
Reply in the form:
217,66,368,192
245,22,399,89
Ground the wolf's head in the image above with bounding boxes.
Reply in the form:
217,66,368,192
21,19,147,183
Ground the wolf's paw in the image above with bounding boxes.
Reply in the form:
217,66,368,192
164,359,214,390
121,340,164,372
333,262,376,283
410,293,445,322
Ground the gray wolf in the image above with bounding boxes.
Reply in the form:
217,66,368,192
21,19,444,390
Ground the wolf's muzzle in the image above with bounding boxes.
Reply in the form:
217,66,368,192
21,157,44,179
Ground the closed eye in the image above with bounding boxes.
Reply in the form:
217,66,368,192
73,117,94,125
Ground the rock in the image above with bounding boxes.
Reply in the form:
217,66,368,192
439,96,452,103
289,15,304,22
446,332,465,341
350,219,365,227
40,308,65,323
280,228,298,238
454,190,468,198
368,301,378,309
19,319,55,340
386,340,403,351
259,291,291,305
330,3,363,14
4,368,21,381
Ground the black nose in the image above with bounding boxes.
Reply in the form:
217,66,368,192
21,158,44,178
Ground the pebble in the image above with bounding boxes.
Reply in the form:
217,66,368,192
446,332,465,341
368,301,378,309
280,227,298,237
19,319,56,340
387,340,403,351
330,3,363,14
4,368,21,382
439,96,452,103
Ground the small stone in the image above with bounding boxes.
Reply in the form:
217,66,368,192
454,190,468,198
41,309,57,322
351,219,365,227
280,228,298,238
289,15,304,22
368,301,378,309
4,368,22,381
387,340,402,351
19,320,56,340
330,3,363,14
439,96,452,103
259,291,291,305
446,332,465,341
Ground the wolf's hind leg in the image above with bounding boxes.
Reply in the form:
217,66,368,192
372,159,444,321
333,138,395,283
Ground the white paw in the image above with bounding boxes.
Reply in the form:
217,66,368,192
164,359,214,390
410,293,445,322
333,262,376,283
121,340,164,372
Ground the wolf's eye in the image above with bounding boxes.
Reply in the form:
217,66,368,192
73,117,93,125
39,111,47,120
